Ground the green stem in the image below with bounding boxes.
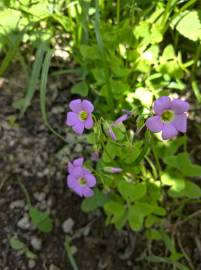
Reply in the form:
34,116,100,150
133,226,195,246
116,0,120,24
17,178,32,207
151,137,162,181
192,42,201,75
161,0,172,30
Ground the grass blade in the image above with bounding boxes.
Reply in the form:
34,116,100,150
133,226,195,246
94,0,114,109
64,236,80,270
40,49,67,143
21,42,48,115
0,35,21,76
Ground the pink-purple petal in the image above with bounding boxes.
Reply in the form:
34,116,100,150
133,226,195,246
111,167,123,173
171,99,189,113
146,116,163,133
172,114,187,133
108,127,116,140
73,157,84,167
82,187,94,197
73,185,83,197
162,123,178,140
85,174,96,187
69,99,82,113
72,122,85,135
66,112,78,126
68,162,74,173
67,174,77,189
114,114,129,125
154,96,171,115
71,167,84,178
82,100,94,113
84,116,94,129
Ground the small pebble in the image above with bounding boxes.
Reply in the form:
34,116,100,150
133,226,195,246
30,236,42,251
62,218,74,234
33,192,46,202
28,260,36,269
17,214,30,230
71,246,77,255
49,264,61,270
10,200,25,209
66,133,76,144
74,144,83,153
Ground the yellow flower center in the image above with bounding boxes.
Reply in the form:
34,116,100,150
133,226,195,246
161,110,174,122
79,178,87,186
79,111,88,121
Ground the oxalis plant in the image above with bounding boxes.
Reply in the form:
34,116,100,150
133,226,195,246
2,0,201,269
65,96,201,270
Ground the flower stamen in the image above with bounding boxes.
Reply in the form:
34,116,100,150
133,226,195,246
161,110,174,122
79,111,88,121
79,178,87,186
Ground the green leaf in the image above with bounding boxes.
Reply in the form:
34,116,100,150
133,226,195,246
80,44,100,60
112,124,126,141
110,80,129,96
152,205,167,216
134,202,153,216
0,9,21,34
164,153,201,177
121,144,140,164
146,229,162,240
160,230,175,253
161,169,185,192
25,249,37,259
81,189,109,212
71,81,89,97
145,215,161,228
102,143,121,163
173,11,201,41
150,24,163,44
128,205,144,231
155,137,186,158
169,181,201,199
161,44,175,60
10,237,25,250
92,68,105,85
104,201,125,224
29,207,53,233
118,181,146,202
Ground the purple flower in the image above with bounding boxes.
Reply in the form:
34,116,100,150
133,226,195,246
67,158,96,197
146,96,189,140
65,99,94,135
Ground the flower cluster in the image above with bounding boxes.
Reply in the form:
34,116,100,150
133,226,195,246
65,96,189,198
